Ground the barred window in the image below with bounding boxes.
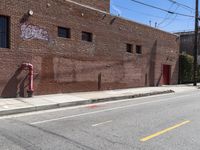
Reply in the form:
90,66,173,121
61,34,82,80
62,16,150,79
136,45,142,54
58,27,71,38
82,31,93,42
0,16,10,48
126,43,133,53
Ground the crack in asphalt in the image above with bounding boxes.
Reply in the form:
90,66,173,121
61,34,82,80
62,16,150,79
0,127,42,150
79,128,133,149
10,119,96,150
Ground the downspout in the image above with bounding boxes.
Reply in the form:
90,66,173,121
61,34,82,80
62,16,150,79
20,63,34,97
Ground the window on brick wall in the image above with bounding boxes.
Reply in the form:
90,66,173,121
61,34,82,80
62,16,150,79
58,27,71,38
136,45,142,54
0,16,10,48
126,43,133,53
82,31,93,42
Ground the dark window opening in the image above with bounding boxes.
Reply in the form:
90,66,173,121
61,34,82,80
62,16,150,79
58,27,71,38
0,16,10,48
136,45,142,54
82,31,92,42
126,43,133,53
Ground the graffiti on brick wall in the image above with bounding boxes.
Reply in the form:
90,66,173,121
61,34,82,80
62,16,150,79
21,24,49,41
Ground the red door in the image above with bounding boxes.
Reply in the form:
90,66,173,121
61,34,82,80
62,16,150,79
163,65,171,85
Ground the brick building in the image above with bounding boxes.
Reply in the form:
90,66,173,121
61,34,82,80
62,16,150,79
0,0,179,98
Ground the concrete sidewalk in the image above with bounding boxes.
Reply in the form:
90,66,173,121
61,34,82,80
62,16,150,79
0,85,199,116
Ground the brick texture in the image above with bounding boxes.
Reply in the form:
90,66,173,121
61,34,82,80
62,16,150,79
0,0,179,98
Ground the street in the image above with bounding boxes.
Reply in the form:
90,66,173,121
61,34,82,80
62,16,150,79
0,90,200,150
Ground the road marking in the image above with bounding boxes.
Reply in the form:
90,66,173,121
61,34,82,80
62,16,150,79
30,97,186,125
140,120,191,142
92,120,113,127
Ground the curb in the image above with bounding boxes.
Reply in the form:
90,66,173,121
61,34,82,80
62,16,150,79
0,90,174,116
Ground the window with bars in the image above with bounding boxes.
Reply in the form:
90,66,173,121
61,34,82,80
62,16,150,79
58,27,71,38
82,31,93,42
0,16,10,48
136,45,142,54
126,43,133,53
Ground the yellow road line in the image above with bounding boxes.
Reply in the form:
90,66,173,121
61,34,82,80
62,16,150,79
140,120,191,142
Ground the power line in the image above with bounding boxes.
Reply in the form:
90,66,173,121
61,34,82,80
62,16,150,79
168,0,194,11
130,0,194,18
158,5,180,28
160,14,178,28
112,4,189,21
157,3,176,26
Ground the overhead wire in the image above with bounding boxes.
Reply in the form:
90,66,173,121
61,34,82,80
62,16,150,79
167,0,195,12
159,14,178,28
112,4,188,21
111,0,194,30
157,3,176,27
158,5,180,28
130,0,195,18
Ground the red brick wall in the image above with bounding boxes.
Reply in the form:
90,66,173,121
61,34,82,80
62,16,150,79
0,0,179,97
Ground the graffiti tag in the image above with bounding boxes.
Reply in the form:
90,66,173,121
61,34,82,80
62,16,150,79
21,24,49,41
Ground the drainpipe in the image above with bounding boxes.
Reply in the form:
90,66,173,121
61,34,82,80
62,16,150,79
20,63,34,97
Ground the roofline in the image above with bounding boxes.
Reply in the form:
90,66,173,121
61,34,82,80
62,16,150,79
175,31,200,36
65,0,110,14
65,0,178,37
111,14,178,37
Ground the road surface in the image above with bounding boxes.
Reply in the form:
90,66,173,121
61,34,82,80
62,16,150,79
0,90,200,150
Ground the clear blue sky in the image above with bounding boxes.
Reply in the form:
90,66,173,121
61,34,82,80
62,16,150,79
110,0,196,33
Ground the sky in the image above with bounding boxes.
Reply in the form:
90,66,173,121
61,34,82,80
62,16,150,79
110,0,196,33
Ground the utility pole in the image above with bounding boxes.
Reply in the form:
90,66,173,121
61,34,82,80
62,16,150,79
193,0,199,86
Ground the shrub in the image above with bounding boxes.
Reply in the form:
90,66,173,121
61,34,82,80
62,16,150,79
179,54,193,83
180,53,200,83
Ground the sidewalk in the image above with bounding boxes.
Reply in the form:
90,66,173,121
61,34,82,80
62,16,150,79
0,85,199,116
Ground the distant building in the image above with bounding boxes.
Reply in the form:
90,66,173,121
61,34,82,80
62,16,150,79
176,30,200,83
176,30,200,55
0,0,179,98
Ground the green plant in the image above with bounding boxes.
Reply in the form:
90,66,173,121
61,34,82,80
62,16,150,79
180,54,193,83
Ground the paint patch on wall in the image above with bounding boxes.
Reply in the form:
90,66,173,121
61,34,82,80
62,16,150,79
21,24,49,41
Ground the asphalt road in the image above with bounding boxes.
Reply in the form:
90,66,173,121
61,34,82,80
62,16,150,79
0,90,200,150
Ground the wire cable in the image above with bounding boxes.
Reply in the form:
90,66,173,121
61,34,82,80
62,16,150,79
168,0,194,11
112,4,189,21
158,5,180,28
130,0,194,18
157,3,176,26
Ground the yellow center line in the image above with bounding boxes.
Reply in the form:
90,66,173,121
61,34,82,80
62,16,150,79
140,120,191,142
